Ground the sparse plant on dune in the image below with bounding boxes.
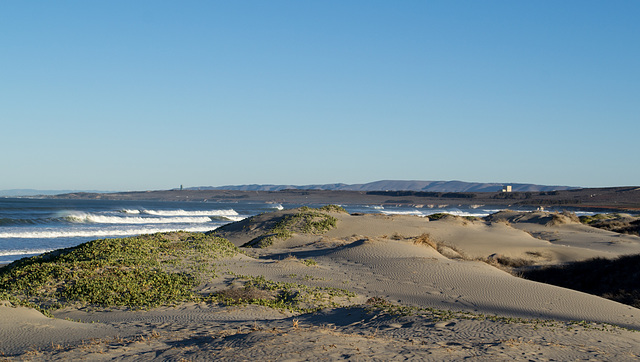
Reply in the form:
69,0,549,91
412,233,438,249
486,255,535,269
302,258,318,266
426,213,449,220
317,205,348,213
413,233,465,259
547,211,580,225
211,274,356,313
243,207,339,248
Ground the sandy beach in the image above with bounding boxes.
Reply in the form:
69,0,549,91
2,207,640,360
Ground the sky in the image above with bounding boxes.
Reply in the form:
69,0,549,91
1,1,639,191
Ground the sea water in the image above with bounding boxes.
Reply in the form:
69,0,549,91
0,198,284,263
0,197,569,264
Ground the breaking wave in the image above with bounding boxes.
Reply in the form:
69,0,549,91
380,209,503,218
141,209,240,217
0,225,220,239
63,212,216,224
121,209,141,214
0,248,54,257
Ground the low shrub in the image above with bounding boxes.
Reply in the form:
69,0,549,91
244,207,339,248
211,274,356,313
0,232,239,311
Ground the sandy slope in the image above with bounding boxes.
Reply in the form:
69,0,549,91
213,211,640,327
0,301,121,356
21,306,640,361
2,209,640,360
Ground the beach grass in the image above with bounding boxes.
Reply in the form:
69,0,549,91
242,206,340,248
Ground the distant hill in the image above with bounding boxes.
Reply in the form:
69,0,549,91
0,189,77,197
0,189,106,197
187,180,577,193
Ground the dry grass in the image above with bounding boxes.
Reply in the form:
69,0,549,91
488,255,535,268
413,234,465,260
413,233,438,249
547,211,581,226
413,234,546,272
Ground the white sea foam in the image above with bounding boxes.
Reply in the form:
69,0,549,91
444,210,491,217
267,204,284,210
63,212,217,224
380,209,500,218
381,210,426,216
121,209,141,214
0,248,54,257
142,209,240,217
225,216,247,222
0,225,219,239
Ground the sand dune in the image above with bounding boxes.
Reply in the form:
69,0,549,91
2,208,640,360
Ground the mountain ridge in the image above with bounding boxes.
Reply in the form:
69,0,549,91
186,180,577,193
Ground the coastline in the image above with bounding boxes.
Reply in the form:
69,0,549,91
46,186,640,212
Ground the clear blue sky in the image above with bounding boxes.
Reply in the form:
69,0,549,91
2,1,638,191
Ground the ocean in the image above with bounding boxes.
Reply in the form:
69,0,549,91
0,197,542,264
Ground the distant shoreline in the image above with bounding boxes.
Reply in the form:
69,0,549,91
46,186,640,212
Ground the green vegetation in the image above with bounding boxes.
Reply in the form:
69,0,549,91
243,206,340,248
579,213,619,224
211,274,356,313
579,213,640,236
0,232,240,312
316,204,348,213
302,258,318,266
426,213,449,220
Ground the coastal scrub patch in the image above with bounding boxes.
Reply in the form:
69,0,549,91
547,211,581,226
242,206,340,248
317,204,348,213
580,213,640,236
426,213,449,221
211,274,356,313
0,232,240,312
